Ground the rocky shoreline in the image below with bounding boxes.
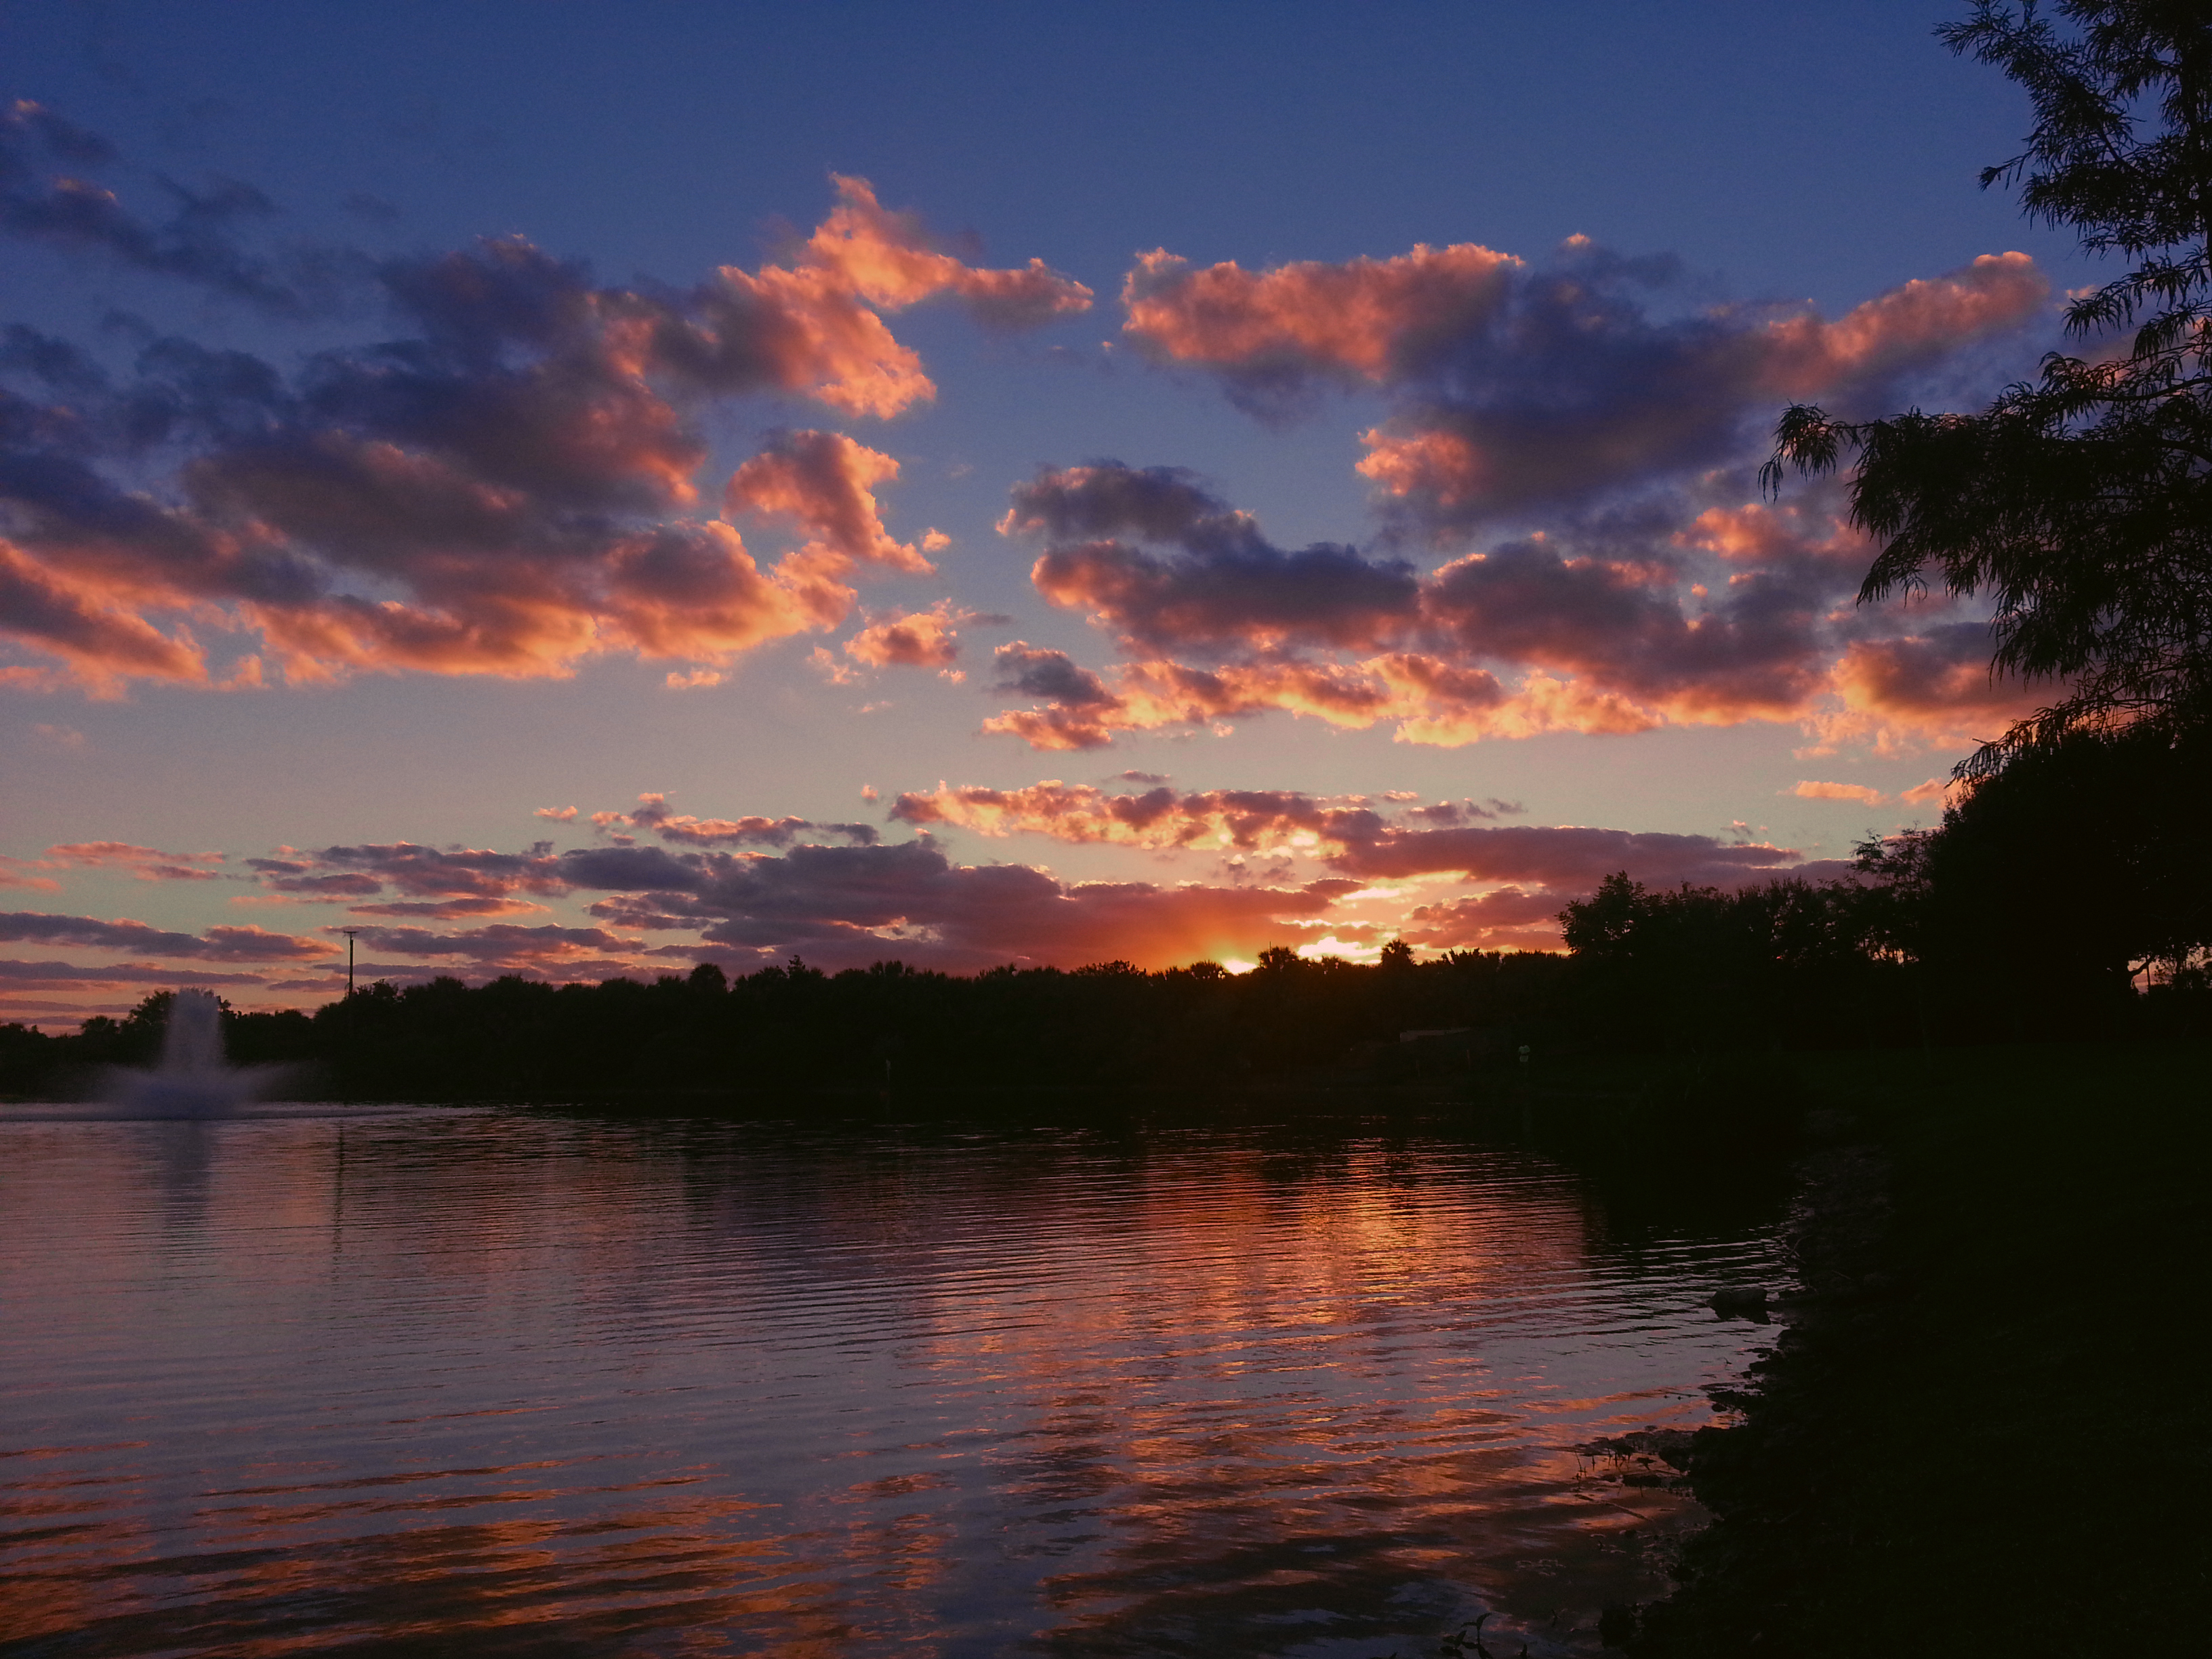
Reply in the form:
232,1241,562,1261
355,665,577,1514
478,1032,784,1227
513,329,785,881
1626,1126,1896,1654
1616,1046,2205,1658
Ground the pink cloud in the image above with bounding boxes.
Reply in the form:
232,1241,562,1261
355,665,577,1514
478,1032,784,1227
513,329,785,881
1002,463,1420,655
843,601,968,670
1122,242,1520,386
345,898,550,920
984,463,2033,758
586,793,878,849
43,841,227,881
891,778,1818,895
1793,780,1887,806
0,910,335,960
0,175,1074,694
1332,247,2050,525
330,922,636,963
0,539,207,692
802,176,1093,330
1809,623,2046,755
979,644,1662,752
0,858,62,893
724,430,933,575
1756,253,2049,395
1399,886,1568,952
0,958,269,989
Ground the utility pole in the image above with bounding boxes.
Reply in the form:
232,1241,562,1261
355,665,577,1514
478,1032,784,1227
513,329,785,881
340,928,359,998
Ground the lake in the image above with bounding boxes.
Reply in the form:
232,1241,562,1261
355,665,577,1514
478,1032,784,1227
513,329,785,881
0,1103,1782,1657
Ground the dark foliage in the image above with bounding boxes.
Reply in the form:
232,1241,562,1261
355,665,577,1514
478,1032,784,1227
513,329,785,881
1857,693,2212,1035
1556,874,1908,1054
0,947,1585,1102
1635,1045,2209,1658
1765,1,2212,771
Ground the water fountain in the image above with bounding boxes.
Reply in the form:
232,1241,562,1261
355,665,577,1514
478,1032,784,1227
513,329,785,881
104,989,284,1116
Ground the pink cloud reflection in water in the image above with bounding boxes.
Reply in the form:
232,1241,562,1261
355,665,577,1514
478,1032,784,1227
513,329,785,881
0,1107,1781,1656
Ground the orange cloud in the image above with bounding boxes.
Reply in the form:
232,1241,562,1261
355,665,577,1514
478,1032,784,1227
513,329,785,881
891,779,1389,853
0,176,1076,694
1757,252,2049,395
724,430,933,575
693,260,937,419
1399,886,1568,953
43,842,227,881
673,177,1088,416
804,176,1093,328
585,792,878,850
889,781,1811,905
890,778,1830,958
665,176,1089,419
1807,625,2045,756
983,462,2034,757
4,430,924,693
1354,426,1484,510
0,910,335,960
982,644,1689,752
1122,242,1519,380
0,539,207,693
1792,780,1886,806
1674,495,1868,566
844,601,966,670
0,858,62,893
1344,250,2049,525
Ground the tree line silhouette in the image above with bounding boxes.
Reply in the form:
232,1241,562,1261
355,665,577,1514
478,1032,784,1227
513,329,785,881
3,752,2202,1101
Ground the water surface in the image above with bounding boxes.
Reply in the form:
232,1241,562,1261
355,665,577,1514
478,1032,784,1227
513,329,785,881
0,1105,1779,1656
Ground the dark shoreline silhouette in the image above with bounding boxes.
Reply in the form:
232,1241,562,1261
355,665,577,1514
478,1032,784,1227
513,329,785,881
5,860,2203,1107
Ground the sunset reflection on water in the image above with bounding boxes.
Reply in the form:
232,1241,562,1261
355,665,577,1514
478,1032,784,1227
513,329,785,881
0,1107,1779,1656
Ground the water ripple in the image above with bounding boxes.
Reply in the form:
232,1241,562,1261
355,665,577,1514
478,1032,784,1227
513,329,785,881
0,1107,1781,1658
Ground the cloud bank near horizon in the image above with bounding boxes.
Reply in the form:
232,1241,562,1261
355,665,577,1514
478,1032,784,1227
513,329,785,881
0,779,1885,1025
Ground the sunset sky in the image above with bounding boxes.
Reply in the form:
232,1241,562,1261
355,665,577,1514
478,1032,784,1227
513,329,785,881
1,1,2089,1025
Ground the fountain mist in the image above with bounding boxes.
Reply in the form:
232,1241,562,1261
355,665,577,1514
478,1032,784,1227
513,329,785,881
103,989,283,1116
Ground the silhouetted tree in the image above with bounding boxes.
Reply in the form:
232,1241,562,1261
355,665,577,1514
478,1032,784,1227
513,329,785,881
1766,2,2212,772
1557,873,1910,1052
0,1021,58,1095
1862,703,2212,1029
